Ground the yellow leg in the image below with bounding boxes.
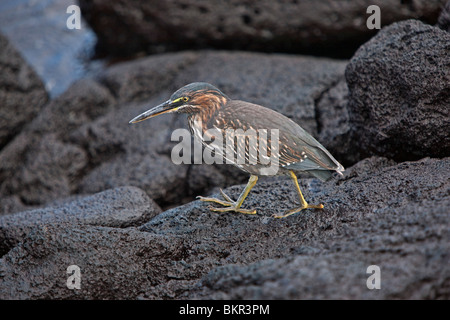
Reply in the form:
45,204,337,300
197,175,258,215
272,170,324,218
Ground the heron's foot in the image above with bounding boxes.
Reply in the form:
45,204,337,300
272,203,324,219
197,189,257,215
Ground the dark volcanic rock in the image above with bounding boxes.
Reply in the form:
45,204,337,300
0,223,186,299
0,79,114,212
98,52,198,104
0,32,48,149
0,156,448,299
316,79,352,165
0,186,161,257
194,245,448,299
79,0,446,58
437,0,450,32
346,19,450,162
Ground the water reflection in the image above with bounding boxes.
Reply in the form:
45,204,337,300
0,0,100,97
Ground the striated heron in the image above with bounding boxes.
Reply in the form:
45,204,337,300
129,82,344,218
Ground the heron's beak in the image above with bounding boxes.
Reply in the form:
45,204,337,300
129,99,181,124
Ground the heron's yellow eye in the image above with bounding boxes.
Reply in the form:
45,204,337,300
172,97,189,104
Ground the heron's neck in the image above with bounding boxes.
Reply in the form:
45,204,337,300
188,95,228,134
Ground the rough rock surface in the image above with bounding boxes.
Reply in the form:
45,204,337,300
0,156,448,299
0,79,114,213
0,32,48,149
316,79,352,165
346,19,450,162
437,0,450,31
79,0,446,58
0,186,161,256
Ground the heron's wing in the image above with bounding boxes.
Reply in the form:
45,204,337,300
208,100,344,173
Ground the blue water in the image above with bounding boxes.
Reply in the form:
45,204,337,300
0,0,101,97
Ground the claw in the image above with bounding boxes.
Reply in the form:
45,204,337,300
272,203,324,218
197,175,259,216
197,196,233,207
210,205,257,215
219,188,233,202
198,193,257,215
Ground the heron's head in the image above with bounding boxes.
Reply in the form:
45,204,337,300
129,82,229,124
